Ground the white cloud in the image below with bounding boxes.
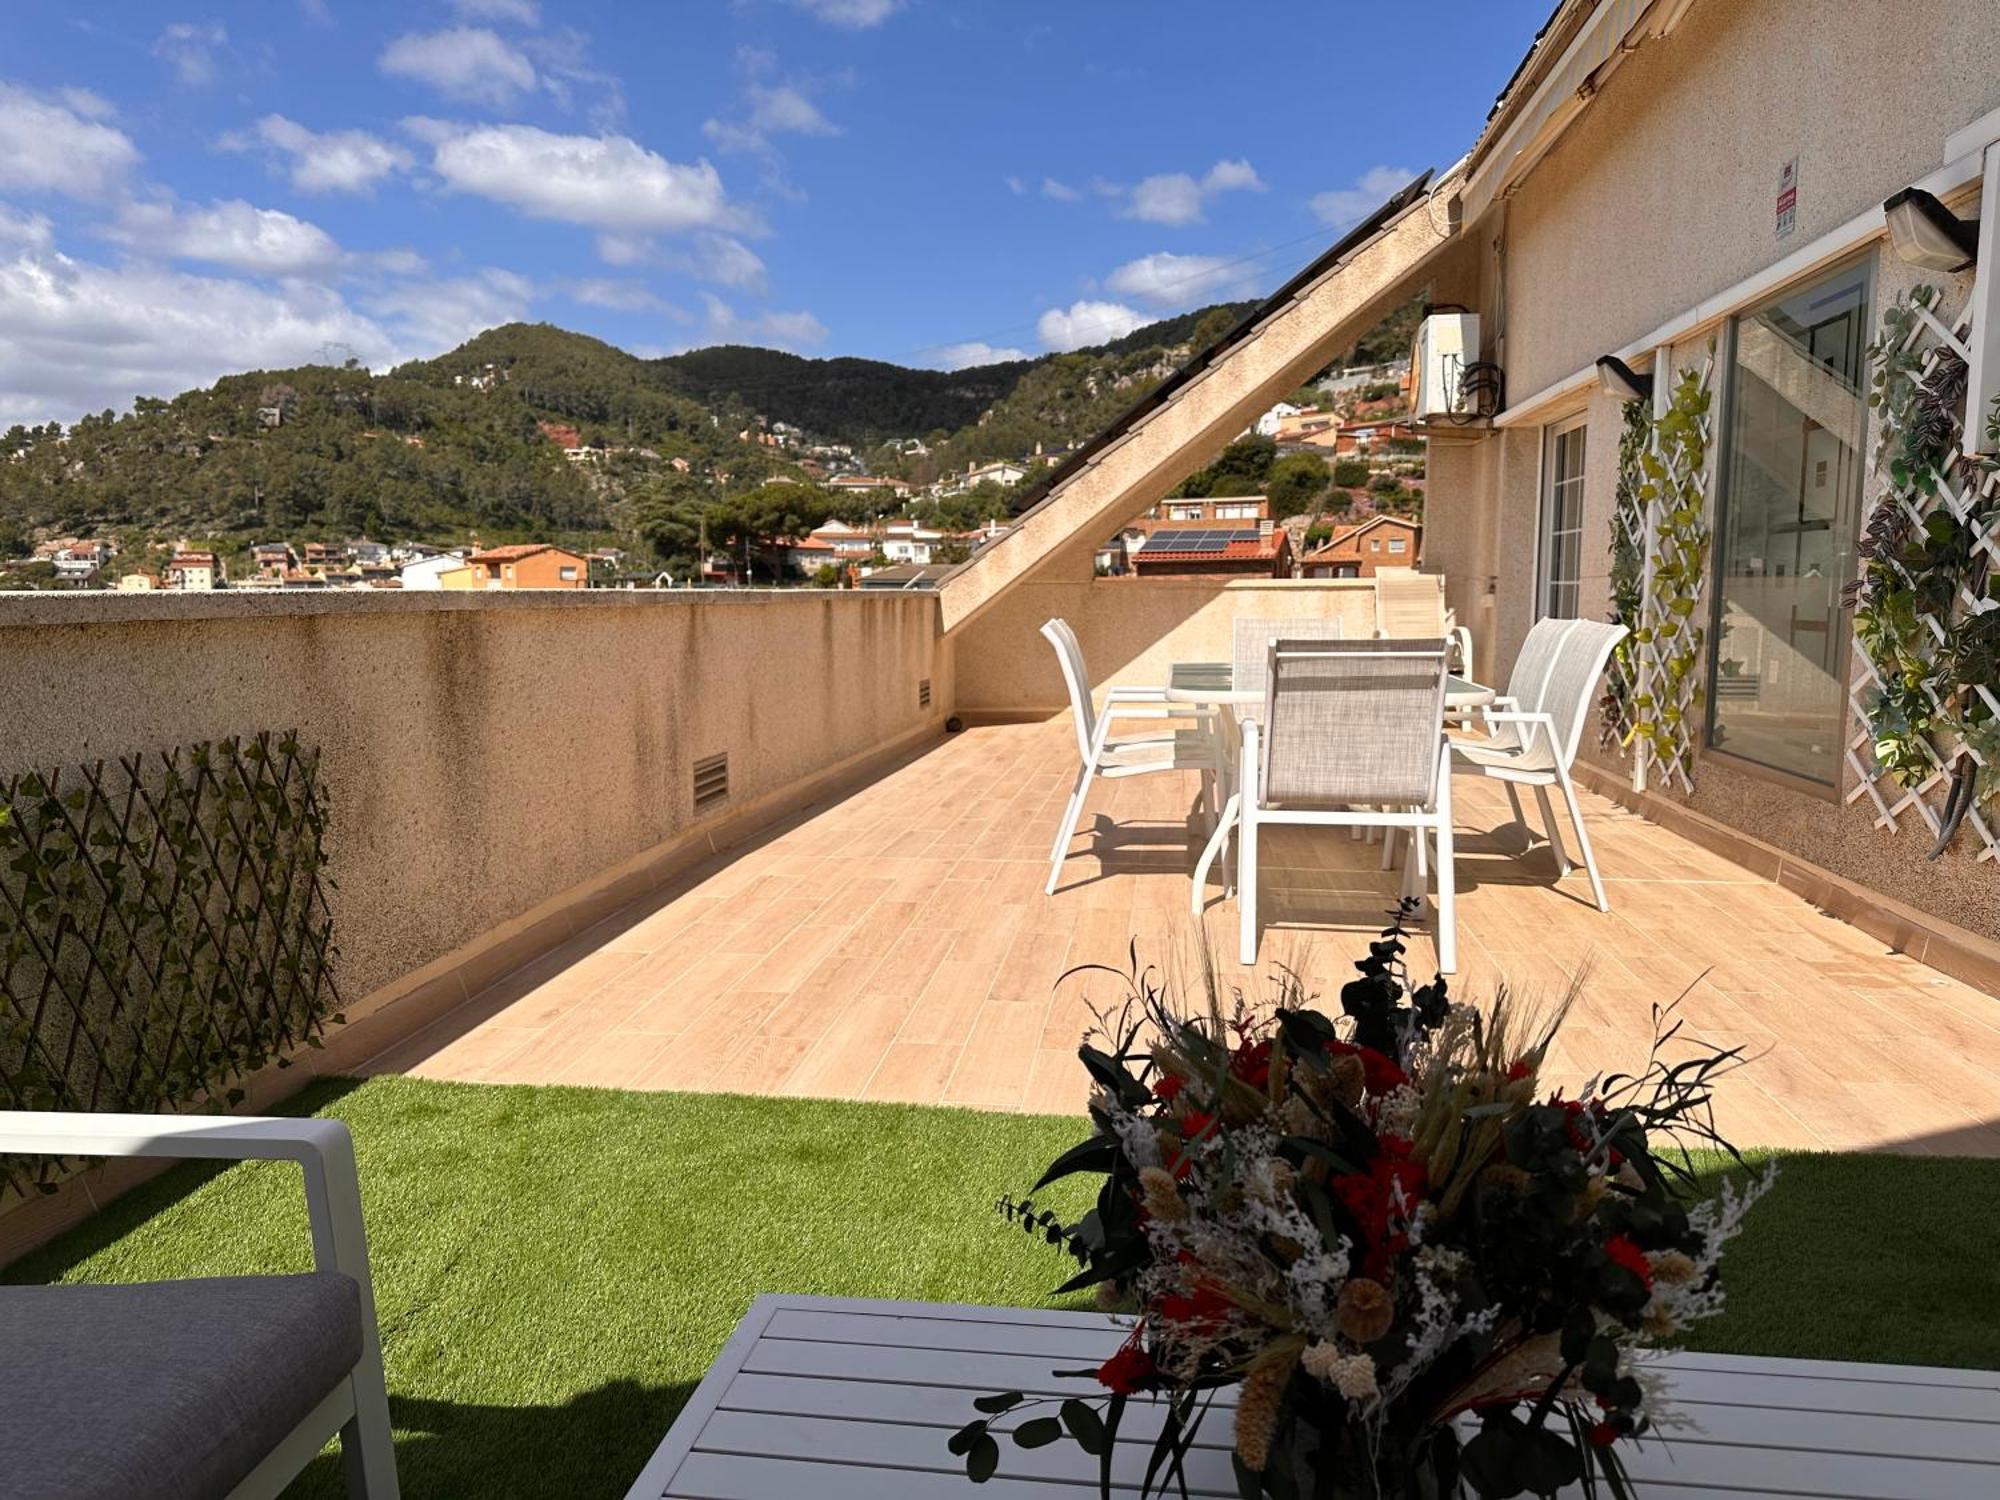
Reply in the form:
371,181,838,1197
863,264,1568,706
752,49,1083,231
59,88,117,120
234,115,413,195
1123,158,1264,226
363,267,535,353
931,340,1027,370
153,22,228,87
703,78,838,161
425,123,741,234
452,0,540,22
699,292,826,351
111,199,345,276
0,241,396,426
1004,175,1025,196
589,230,766,289
0,206,54,249
379,28,538,106
568,277,666,312
1309,164,1416,230
1040,177,1081,203
0,85,140,199
1202,158,1262,194
791,0,901,27
678,233,766,290
1104,251,1258,311
1037,299,1147,352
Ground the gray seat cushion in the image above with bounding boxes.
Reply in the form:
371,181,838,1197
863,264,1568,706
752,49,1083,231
0,1273,362,1500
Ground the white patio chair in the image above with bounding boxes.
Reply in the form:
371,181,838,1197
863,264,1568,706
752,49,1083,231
1451,618,1627,911
0,1111,399,1500
1375,568,1474,683
1042,618,1222,894
1230,616,1343,692
1236,638,1456,971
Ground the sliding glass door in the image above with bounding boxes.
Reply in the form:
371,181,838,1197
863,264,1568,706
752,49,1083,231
1706,259,1871,783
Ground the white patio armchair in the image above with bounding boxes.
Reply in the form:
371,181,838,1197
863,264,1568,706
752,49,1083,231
1451,618,1627,911
1041,618,1222,894
0,1111,399,1500
1374,568,1474,683
1236,639,1457,971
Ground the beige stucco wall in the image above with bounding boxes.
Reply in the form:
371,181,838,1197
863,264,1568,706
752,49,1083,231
951,531,1378,712
1441,0,2000,943
1500,0,2000,402
0,590,947,1010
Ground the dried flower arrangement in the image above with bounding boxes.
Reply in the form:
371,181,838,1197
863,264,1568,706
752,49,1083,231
954,907,1771,1499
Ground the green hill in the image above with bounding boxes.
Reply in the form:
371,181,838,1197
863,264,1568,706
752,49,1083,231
0,294,1392,568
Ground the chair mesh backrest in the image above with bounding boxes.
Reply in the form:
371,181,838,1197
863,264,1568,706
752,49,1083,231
1534,620,1629,771
1505,618,1580,714
1040,618,1096,762
1261,639,1447,807
1374,569,1447,638
1231,617,1344,694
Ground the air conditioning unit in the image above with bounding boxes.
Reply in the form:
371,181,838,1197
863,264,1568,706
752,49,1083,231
1411,313,1481,419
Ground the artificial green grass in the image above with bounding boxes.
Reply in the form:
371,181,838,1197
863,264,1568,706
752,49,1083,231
8,1077,1998,1498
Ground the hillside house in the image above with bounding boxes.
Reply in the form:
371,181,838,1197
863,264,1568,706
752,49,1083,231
1298,514,1422,578
252,542,296,579
1128,518,1294,579
164,551,221,591
456,543,589,590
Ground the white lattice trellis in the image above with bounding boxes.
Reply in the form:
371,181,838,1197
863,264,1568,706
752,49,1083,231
1616,355,1716,796
1844,284,2000,863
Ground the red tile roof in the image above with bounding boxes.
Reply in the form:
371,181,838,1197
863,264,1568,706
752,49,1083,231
467,543,576,562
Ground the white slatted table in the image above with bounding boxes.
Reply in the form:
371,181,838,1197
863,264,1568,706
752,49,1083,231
625,1295,2000,1499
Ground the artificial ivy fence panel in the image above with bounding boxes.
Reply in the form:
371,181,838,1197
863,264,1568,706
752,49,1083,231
1607,353,1715,795
1846,284,2000,863
0,732,340,1201
1600,400,1653,753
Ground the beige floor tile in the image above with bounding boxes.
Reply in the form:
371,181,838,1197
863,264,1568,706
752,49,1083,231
363,719,2000,1150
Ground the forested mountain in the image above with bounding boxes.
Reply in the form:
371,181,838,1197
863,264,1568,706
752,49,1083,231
0,292,1414,567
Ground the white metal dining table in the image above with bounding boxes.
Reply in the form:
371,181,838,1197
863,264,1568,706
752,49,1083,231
625,1294,2000,1499
1164,660,1498,715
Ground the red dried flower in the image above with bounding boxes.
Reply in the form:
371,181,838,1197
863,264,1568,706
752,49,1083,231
1230,1039,1273,1090
1589,1420,1619,1447
1604,1233,1654,1288
1097,1336,1157,1394
1326,1040,1408,1095
1506,1058,1532,1081
1154,1283,1233,1329
1330,1140,1429,1279
1153,1074,1184,1102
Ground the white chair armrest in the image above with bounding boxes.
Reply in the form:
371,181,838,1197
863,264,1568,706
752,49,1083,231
1479,709,1557,759
1104,685,1169,702
0,1112,370,1280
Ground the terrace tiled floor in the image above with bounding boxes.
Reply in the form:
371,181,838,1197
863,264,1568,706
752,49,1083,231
361,720,2000,1155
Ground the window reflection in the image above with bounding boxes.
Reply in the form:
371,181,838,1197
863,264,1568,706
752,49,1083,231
1708,261,1871,782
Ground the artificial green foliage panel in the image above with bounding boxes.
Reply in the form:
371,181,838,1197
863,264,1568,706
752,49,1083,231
0,732,340,1199
1606,354,1714,793
1599,400,1654,749
1847,284,2000,861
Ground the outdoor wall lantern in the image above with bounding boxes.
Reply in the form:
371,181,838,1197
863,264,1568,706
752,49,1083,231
1883,187,1978,272
1595,354,1653,403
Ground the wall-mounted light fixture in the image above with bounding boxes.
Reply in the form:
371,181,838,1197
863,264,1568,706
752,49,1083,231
1883,187,1978,272
1595,354,1653,404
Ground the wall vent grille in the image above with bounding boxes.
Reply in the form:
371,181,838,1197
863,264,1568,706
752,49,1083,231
919,678,933,710
693,752,729,810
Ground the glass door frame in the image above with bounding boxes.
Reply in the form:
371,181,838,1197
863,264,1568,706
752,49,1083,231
1538,410,1589,621
1700,250,1875,798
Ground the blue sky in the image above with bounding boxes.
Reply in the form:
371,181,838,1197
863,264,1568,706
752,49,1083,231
0,0,1548,426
